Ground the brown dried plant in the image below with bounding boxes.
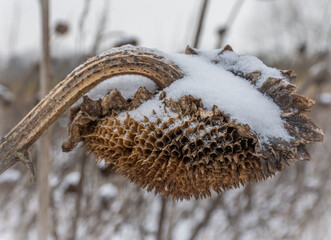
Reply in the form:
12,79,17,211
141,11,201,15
0,45,323,200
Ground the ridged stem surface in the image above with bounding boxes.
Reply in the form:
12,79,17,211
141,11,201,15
0,47,184,174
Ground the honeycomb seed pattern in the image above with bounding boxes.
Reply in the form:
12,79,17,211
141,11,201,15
83,99,265,200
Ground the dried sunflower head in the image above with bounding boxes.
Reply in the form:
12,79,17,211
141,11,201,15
62,45,323,200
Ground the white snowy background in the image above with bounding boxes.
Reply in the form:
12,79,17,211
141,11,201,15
0,0,331,239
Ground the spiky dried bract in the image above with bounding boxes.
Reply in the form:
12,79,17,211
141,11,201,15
243,72,323,175
62,47,323,200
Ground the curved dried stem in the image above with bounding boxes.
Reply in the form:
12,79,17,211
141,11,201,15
0,46,184,175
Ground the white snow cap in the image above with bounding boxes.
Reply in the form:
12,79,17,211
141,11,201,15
196,48,285,87
94,46,292,143
87,75,157,100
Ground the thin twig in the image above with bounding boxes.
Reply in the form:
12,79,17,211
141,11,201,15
193,0,209,48
91,0,110,55
70,154,88,240
49,192,59,240
37,0,52,239
157,197,168,240
188,195,222,240
77,0,91,53
216,0,245,48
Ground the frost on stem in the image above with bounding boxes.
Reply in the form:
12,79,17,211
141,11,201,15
62,45,323,200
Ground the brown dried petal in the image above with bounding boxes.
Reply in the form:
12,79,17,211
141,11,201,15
101,89,128,115
81,96,102,117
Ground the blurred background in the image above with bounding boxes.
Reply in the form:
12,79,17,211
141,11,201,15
0,0,330,239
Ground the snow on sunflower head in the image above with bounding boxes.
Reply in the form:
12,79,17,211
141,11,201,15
62,45,323,200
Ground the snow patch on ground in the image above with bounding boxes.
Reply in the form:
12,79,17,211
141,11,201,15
319,92,331,105
0,84,15,103
0,169,21,183
99,183,118,200
63,171,80,186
